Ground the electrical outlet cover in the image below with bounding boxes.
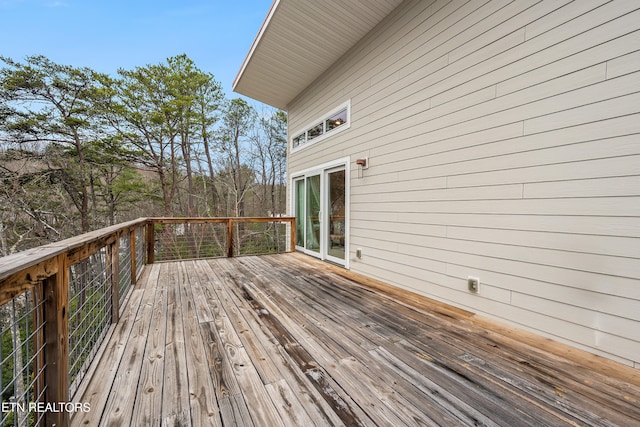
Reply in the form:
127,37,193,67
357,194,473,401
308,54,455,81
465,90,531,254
467,276,480,293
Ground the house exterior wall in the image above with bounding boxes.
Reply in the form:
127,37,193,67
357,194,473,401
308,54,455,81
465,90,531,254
286,0,640,368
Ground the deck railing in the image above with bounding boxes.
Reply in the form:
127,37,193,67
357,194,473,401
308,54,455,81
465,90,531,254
0,216,295,426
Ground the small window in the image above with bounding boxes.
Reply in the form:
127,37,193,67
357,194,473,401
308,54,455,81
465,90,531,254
291,100,350,151
292,134,305,148
307,123,323,140
325,109,347,132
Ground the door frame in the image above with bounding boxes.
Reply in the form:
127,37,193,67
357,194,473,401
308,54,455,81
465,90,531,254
290,157,350,268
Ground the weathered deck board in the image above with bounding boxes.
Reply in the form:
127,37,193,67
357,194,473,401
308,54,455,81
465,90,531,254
161,262,190,425
98,263,161,427
180,261,223,427
70,271,147,426
72,253,640,427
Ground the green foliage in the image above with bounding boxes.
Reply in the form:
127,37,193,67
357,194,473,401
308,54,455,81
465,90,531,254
1,330,16,401
67,272,111,386
0,300,36,406
0,54,288,253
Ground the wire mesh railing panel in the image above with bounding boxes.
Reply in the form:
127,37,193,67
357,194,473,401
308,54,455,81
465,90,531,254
135,226,145,279
67,249,112,397
0,288,46,427
234,221,290,256
118,233,133,308
154,222,227,262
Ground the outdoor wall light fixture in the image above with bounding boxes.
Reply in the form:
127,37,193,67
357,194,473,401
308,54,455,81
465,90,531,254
355,157,368,178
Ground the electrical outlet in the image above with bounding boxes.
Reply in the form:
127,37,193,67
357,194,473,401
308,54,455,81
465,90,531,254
467,276,480,293
356,248,362,259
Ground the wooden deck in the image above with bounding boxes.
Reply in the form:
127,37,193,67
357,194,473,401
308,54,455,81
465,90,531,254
71,253,640,426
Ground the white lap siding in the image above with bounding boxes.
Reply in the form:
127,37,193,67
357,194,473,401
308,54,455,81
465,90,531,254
286,0,640,367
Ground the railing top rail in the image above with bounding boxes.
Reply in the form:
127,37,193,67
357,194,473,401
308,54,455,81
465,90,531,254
0,216,295,283
151,216,295,224
0,217,150,283
0,214,295,422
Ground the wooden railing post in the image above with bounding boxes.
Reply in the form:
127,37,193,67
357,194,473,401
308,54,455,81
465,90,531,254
290,218,296,252
130,229,137,285
43,253,69,427
109,237,120,324
147,221,155,264
227,218,234,258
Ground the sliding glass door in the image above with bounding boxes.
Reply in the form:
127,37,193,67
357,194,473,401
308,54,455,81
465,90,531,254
294,179,305,248
326,168,345,264
293,161,347,266
305,174,321,255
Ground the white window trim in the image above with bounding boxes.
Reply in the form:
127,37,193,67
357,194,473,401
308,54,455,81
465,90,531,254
290,100,351,153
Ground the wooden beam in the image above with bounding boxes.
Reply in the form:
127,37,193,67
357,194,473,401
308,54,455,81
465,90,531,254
66,235,117,265
43,253,69,427
289,218,296,253
130,229,137,286
110,238,121,324
0,257,59,307
147,222,155,265
227,219,234,258
0,218,149,284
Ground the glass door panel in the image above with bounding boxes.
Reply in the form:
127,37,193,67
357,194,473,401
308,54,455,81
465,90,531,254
293,160,347,266
294,178,305,247
305,174,321,254
326,169,345,262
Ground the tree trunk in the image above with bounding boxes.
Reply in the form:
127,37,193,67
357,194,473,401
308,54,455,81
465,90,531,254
0,218,8,257
203,135,219,216
181,129,195,217
233,129,244,217
11,299,27,426
73,130,91,232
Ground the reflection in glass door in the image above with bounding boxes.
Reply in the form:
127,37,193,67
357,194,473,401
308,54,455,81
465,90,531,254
294,179,305,247
305,175,321,254
326,169,345,262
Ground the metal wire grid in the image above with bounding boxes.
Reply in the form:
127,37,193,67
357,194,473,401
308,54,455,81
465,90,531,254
155,222,227,261
0,289,46,427
68,249,112,397
118,233,133,309
135,226,145,279
234,222,289,256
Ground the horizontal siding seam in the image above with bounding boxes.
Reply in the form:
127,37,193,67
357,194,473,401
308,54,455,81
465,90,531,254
350,12,640,152
350,233,640,281
350,228,640,262
356,152,640,191
343,69,638,159
350,216,639,240
373,124,639,173
523,87,640,134
344,5,630,130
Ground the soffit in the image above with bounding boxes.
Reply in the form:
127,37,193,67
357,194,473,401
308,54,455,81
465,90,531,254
233,0,403,110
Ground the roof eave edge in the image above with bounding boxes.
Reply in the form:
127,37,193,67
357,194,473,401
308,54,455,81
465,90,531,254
232,0,281,92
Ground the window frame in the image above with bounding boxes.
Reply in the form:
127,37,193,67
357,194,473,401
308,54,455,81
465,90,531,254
290,100,350,153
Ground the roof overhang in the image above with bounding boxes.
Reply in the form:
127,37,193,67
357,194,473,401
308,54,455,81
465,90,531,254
233,0,403,110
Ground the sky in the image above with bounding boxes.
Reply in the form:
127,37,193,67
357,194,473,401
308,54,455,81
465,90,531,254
0,0,273,98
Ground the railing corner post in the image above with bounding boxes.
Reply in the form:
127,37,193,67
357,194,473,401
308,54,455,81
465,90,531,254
43,253,70,427
130,229,137,285
109,237,120,324
147,221,155,264
227,218,234,258
290,218,296,253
